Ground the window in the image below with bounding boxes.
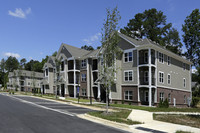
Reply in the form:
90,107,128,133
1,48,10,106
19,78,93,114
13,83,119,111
160,92,164,102
45,69,48,76
100,58,103,66
82,88,86,96
167,74,171,85
124,70,133,81
167,56,171,65
159,52,164,63
144,51,148,63
183,78,186,88
81,59,87,67
184,95,187,104
61,61,65,71
81,74,86,82
28,82,30,86
124,52,133,62
124,91,133,100
183,63,186,70
159,72,164,83
168,93,171,103
144,71,149,83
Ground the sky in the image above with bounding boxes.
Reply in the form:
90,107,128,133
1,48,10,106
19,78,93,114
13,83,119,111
0,0,199,66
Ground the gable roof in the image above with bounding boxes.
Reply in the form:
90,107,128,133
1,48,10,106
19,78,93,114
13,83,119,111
57,43,90,59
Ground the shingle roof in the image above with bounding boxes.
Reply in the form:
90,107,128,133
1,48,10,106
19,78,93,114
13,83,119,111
63,43,90,58
82,49,99,58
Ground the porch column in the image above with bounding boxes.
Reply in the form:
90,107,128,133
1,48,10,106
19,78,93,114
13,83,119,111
138,87,140,102
148,48,152,106
74,59,76,98
97,82,100,98
155,87,157,103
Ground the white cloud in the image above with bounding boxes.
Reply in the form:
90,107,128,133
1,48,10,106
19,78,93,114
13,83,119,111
4,52,20,58
83,33,101,45
192,68,197,74
8,7,31,19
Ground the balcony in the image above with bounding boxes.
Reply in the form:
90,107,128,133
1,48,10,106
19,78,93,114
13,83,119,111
68,60,80,70
138,49,155,65
92,59,98,70
139,77,156,86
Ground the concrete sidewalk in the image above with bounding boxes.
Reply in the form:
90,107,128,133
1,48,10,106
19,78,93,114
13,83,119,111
128,109,200,133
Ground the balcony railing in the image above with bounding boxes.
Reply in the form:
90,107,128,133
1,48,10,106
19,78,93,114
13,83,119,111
139,57,155,65
139,77,156,86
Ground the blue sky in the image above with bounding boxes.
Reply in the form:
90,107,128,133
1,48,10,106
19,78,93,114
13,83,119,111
0,0,199,63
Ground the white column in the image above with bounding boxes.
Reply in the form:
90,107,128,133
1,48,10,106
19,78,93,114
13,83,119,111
138,87,140,101
137,50,140,102
155,87,157,103
97,82,100,98
87,59,90,98
148,48,152,106
74,59,76,98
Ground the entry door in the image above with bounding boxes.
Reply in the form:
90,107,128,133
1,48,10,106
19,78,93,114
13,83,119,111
61,84,65,97
145,91,149,102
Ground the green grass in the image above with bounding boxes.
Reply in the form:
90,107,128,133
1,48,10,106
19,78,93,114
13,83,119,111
154,114,200,128
176,131,193,133
110,104,200,112
65,97,96,103
88,109,142,125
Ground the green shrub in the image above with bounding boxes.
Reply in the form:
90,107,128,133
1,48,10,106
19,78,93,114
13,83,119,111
121,100,124,104
114,101,117,104
129,102,132,105
158,98,169,108
191,97,200,107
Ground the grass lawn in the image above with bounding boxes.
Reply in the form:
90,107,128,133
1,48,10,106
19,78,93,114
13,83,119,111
154,114,200,128
110,104,200,112
88,109,142,125
176,131,193,133
65,97,96,103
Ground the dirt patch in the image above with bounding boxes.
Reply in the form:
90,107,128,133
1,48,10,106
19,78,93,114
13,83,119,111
154,114,200,128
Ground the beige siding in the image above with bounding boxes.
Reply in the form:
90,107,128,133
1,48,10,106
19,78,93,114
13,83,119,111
157,52,190,91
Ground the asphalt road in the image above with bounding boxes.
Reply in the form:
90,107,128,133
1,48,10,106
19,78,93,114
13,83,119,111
0,93,128,133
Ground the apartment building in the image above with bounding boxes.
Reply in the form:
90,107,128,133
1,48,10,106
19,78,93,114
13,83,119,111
42,32,192,107
8,70,43,92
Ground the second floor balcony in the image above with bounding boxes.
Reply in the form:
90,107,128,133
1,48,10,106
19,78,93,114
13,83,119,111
139,49,155,65
68,60,80,70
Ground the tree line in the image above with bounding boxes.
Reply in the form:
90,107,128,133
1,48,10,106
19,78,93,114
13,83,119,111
1,8,200,88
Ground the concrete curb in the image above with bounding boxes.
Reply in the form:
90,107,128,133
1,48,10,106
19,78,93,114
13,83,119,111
77,114,137,133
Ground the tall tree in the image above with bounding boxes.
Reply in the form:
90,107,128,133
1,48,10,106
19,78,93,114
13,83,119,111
81,45,94,51
20,58,27,69
5,56,19,72
0,59,7,89
182,9,200,67
100,6,122,113
120,8,182,55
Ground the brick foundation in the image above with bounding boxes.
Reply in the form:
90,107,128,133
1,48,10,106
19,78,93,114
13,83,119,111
157,87,191,108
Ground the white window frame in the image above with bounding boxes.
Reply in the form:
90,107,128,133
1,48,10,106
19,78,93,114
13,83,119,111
124,90,133,100
82,88,87,96
144,71,149,83
183,63,186,71
184,95,187,104
168,93,171,103
158,52,164,64
124,52,133,63
81,59,87,68
167,56,171,66
183,78,186,88
167,74,171,85
81,74,86,82
160,92,164,102
159,71,164,84
124,70,133,82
